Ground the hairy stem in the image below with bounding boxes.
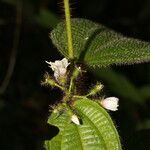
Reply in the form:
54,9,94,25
68,77,74,93
55,83,65,91
63,0,74,59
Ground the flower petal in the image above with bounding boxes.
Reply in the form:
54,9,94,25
71,114,80,125
101,97,119,111
46,58,70,81
61,58,70,68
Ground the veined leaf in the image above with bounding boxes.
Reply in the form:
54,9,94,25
50,18,150,67
45,99,122,150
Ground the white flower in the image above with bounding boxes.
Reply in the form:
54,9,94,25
100,97,119,111
71,114,80,125
46,58,70,81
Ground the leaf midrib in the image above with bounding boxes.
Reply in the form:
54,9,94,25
76,108,107,150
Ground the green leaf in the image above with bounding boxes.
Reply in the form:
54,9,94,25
45,99,122,150
50,18,150,67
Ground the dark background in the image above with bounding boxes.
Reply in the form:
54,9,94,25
0,0,150,149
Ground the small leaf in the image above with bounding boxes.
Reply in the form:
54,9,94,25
51,18,150,67
45,99,122,150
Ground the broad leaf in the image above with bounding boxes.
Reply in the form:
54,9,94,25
45,99,122,150
50,18,150,67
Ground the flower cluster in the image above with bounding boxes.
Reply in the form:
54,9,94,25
45,58,119,125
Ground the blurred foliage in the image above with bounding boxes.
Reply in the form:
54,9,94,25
34,9,59,28
139,85,150,100
91,68,144,103
0,0,150,149
1,0,18,5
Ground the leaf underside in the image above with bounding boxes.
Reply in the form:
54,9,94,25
50,18,150,67
45,99,122,150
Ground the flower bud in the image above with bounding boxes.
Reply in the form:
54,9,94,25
100,97,119,111
87,83,103,96
71,114,80,125
41,73,56,87
72,67,81,79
